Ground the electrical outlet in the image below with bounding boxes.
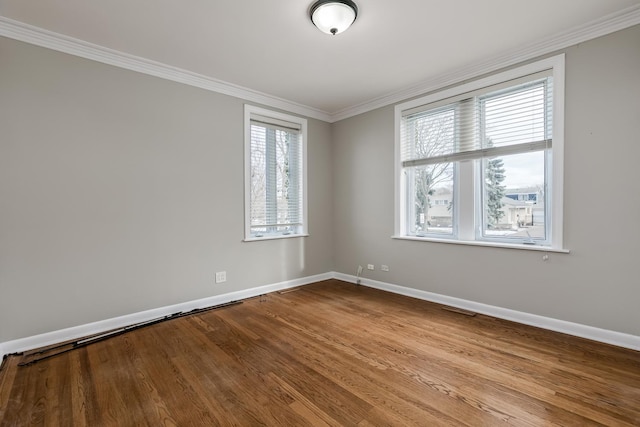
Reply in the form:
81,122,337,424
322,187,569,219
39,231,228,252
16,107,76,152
381,265,389,272
367,264,374,270
215,271,227,283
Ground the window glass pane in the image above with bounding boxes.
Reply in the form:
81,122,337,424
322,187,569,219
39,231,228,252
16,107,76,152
482,151,546,241
249,124,267,229
402,107,455,162
249,123,302,237
408,163,455,236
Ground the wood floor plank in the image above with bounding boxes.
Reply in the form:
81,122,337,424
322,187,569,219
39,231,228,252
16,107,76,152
0,357,18,422
68,351,88,427
249,297,528,426
270,373,341,427
1,279,639,426
243,312,482,426
178,316,311,426
268,283,640,425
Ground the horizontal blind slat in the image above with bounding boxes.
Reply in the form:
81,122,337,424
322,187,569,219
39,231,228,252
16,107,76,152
402,139,551,168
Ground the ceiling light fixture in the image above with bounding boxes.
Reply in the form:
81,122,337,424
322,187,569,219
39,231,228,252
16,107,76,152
310,0,358,35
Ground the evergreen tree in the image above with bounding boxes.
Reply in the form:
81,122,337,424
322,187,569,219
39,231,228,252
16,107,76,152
485,157,506,226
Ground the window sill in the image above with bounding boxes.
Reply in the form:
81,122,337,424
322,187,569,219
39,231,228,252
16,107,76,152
391,235,570,253
244,234,309,242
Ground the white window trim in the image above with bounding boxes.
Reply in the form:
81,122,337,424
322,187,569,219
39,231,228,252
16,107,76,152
244,105,308,242
394,55,566,252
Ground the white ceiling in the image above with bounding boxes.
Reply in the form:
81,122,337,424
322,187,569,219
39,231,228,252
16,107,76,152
1,0,639,120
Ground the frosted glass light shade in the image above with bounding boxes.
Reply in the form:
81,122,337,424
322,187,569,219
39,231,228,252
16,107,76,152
310,0,358,35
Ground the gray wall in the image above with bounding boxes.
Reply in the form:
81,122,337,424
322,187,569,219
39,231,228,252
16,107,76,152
332,25,640,336
0,37,334,342
1,25,639,344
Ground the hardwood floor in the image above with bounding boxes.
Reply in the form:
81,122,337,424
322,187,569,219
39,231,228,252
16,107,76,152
1,279,639,426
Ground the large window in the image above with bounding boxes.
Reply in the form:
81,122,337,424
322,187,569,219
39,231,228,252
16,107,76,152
395,56,565,250
244,105,307,241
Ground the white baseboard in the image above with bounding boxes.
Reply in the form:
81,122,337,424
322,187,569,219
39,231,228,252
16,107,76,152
333,272,640,351
0,272,332,357
3,271,638,359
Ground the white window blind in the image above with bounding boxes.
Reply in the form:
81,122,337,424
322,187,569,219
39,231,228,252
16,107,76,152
401,71,553,168
245,106,307,240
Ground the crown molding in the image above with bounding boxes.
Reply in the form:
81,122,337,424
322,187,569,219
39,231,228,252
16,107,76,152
0,16,332,123
329,4,640,123
1,5,639,124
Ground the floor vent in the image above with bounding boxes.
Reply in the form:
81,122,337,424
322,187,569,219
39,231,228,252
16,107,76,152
442,306,477,317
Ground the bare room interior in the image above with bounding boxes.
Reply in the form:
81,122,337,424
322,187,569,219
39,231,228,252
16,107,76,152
1,1,639,425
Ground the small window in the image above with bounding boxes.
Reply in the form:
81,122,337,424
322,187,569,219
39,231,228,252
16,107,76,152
244,105,307,241
395,55,565,250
